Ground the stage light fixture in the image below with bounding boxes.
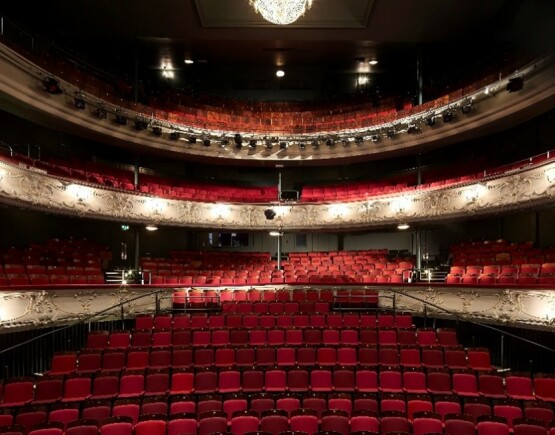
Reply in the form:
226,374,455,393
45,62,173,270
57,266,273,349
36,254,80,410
42,77,62,94
220,138,229,148
265,139,273,149
506,76,523,93
355,136,364,144
95,108,107,119
442,111,453,123
74,97,85,110
461,101,472,114
311,140,319,148
169,131,180,140
298,142,306,149
152,126,162,136
134,119,148,130
326,138,334,147
386,129,396,139
115,114,127,125
249,139,257,148
203,138,211,147
425,116,435,126
407,123,419,134
188,136,197,144
341,139,349,146
370,135,380,142
280,141,288,150
264,209,276,220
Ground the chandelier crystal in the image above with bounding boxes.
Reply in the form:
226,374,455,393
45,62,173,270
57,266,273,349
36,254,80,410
249,0,313,25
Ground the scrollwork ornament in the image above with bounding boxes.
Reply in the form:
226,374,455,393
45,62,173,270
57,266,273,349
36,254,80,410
456,288,481,312
239,206,259,227
293,205,321,227
497,175,532,205
421,191,456,216
491,289,524,322
15,173,55,205
102,192,137,218
29,290,58,325
73,291,98,315
358,201,383,223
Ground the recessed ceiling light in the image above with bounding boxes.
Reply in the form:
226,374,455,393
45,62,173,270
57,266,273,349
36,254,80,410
184,59,194,64
276,70,285,78
146,225,158,231
369,60,378,65
397,223,410,230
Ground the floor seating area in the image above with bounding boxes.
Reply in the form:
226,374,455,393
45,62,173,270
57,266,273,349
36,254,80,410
0,309,554,435
141,250,414,286
0,238,110,287
446,240,555,285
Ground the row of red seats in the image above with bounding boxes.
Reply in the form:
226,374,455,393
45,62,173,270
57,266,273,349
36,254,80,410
134,312,410,330
0,274,104,286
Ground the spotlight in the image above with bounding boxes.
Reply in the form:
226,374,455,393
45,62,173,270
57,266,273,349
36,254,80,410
152,126,163,136
74,97,85,110
234,134,243,148
311,140,319,148
442,111,454,123
425,116,435,127
298,142,306,149
355,136,364,144
461,102,472,115
203,138,211,147
506,77,523,93
188,136,197,144
326,138,334,147
134,119,148,130
264,209,276,220
249,139,257,148
279,141,288,150
370,135,380,142
386,129,396,139
115,114,127,125
169,131,180,140
42,77,62,94
407,123,419,134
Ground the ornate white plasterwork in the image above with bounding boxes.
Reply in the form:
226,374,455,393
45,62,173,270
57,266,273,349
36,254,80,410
0,285,553,332
1,159,555,230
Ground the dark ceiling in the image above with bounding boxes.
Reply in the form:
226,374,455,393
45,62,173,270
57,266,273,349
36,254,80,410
0,0,553,101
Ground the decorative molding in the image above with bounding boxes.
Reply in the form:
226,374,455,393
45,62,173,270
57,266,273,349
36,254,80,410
1,159,555,230
0,285,553,332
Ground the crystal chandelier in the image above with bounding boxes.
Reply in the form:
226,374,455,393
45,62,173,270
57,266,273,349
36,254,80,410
249,0,313,25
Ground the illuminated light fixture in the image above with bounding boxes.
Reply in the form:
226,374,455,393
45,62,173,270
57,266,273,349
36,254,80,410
461,100,473,115
188,136,197,144
407,123,419,134
145,225,158,231
234,134,243,149
249,139,257,148
264,209,276,220
169,131,180,140
184,59,194,64
425,116,435,126
212,203,231,217
203,138,211,147
355,136,364,144
386,129,396,139
465,184,487,202
397,223,410,230
134,119,148,130
161,66,174,79
276,69,285,78
121,224,130,231
42,77,62,94
249,0,314,25
442,111,454,123
368,60,378,65
280,141,288,150
370,134,380,142
152,126,163,136
269,231,283,236
66,184,91,202
506,76,523,93
96,107,107,119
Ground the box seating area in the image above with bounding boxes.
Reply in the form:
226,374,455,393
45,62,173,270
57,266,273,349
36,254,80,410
0,309,554,435
0,238,110,287
141,250,415,286
446,240,555,285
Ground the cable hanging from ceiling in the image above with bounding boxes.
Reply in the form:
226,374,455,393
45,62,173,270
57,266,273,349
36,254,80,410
249,0,313,25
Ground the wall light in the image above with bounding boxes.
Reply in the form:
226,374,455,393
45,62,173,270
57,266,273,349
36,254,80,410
393,197,411,214
465,184,487,202
212,203,231,218
145,225,158,231
276,70,285,78
146,198,165,214
269,231,283,237
545,167,555,183
66,184,92,202
397,223,410,230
